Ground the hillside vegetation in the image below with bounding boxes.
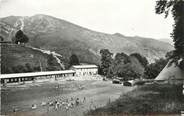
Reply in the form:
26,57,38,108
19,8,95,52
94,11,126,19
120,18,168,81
1,44,61,74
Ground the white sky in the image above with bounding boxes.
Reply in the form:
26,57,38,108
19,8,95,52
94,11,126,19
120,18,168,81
0,0,174,39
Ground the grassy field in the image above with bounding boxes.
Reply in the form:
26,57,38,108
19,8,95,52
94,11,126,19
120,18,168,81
1,80,134,116
88,83,184,116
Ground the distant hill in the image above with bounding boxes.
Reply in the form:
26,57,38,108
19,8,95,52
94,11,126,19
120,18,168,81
0,14,174,65
159,38,174,46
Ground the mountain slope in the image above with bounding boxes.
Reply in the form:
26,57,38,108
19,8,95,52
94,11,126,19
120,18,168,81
159,38,174,45
1,44,62,74
0,14,174,64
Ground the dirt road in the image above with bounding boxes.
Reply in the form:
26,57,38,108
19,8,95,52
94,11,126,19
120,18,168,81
1,80,134,116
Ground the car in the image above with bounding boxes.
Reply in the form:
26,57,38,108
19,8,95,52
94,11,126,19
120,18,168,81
123,81,132,86
112,79,122,84
134,80,145,85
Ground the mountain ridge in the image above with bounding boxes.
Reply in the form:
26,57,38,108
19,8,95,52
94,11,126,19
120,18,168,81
0,14,174,64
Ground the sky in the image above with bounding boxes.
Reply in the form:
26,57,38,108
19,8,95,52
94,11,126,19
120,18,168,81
0,0,174,39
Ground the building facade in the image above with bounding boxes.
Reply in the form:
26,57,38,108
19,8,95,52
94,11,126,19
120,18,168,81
71,65,98,76
0,64,99,85
1,70,75,84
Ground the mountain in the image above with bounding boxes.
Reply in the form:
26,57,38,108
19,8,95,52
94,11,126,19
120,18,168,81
159,38,174,45
0,14,174,65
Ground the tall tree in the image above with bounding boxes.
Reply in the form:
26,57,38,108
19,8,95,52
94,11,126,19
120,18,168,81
15,30,29,44
46,54,58,71
155,0,184,60
130,53,148,68
69,54,80,67
100,49,113,76
114,52,130,65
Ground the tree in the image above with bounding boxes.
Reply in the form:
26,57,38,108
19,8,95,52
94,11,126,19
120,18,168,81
144,58,168,79
100,49,113,76
1,65,12,74
116,63,141,81
25,63,33,72
47,54,58,71
11,65,26,73
33,66,41,72
130,53,148,68
23,34,29,43
15,30,29,44
106,52,130,78
155,0,184,61
114,52,130,65
69,54,80,67
0,36,4,41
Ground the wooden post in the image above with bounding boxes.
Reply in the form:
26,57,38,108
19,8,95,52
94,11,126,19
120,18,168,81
183,83,184,95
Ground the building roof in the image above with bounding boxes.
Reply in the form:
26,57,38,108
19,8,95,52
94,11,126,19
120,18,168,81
0,70,75,79
72,65,98,69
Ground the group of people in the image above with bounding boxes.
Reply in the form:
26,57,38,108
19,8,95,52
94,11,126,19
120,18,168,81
31,96,87,112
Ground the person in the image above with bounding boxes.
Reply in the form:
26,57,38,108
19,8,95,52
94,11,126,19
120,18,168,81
55,101,59,110
31,104,37,109
13,108,18,112
70,97,73,101
41,101,47,106
83,97,86,103
76,98,80,106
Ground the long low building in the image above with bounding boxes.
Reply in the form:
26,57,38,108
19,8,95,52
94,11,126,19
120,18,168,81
1,70,75,84
0,64,99,85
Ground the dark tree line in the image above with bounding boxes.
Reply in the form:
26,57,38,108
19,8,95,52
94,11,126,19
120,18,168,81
99,49,113,76
69,54,80,67
144,58,168,79
130,53,148,68
2,63,41,74
156,0,184,63
99,49,148,80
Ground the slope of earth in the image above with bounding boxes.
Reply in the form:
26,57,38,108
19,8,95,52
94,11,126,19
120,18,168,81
88,83,184,116
0,14,174,64
1,43,61,74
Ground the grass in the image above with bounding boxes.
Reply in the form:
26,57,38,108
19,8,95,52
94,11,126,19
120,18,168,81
87,83,184,116
1,44,61,73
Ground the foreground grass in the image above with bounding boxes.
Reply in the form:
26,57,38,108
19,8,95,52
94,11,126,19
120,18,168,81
87,83,184,116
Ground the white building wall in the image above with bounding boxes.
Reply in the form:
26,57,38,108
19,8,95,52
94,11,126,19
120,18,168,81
73,67,98,76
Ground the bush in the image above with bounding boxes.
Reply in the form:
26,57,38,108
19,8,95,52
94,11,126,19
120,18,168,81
144,58,168,79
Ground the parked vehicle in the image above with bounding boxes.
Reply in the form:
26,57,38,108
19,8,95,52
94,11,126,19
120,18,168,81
123,81,132,86
112,79,122,84
134,80,145,85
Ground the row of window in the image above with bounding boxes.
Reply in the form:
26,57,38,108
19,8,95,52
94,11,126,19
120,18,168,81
1,73,76,84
